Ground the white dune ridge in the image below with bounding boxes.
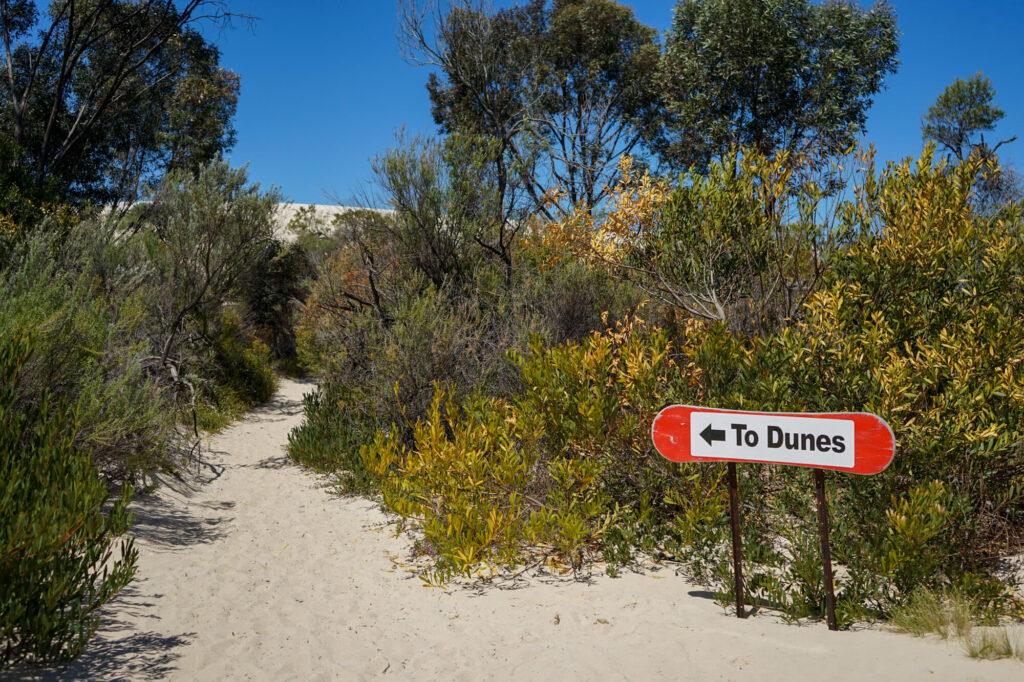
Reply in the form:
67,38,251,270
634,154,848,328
272,203,394,242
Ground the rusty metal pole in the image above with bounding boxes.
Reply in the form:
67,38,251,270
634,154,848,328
726,462,746,619
813,468,838,631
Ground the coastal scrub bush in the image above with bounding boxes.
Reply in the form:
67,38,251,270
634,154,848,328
0,221,178,479
2,158,287,479
361,389,552,580
193,308,279,431
359,319,726,579
682,147,1024,622
1,337,137,667
141,159,281,369
286,383,380,494
289,135,639,481
544,151,854,336
239,238,311,366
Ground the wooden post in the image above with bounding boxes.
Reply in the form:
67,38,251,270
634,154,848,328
813,468,838,631
726,462,746,619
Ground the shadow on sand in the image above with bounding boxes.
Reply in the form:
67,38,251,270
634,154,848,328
128,470,234,550
5,584,194,682
5,379,318,680
242,378,313,425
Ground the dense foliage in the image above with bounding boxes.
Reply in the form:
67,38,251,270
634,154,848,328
289,134,640,485
294,143,1024,626
408,0,661,216
656,0,899,170
0,0,238,205
1,160,283,480
684,149,1024,622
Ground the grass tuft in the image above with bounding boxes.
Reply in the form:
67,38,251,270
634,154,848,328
893,587,1024,663
891,588,976,639
962,627,1013,660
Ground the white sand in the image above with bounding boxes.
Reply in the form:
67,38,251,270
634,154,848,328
272,203,393,241
22,378,1024,681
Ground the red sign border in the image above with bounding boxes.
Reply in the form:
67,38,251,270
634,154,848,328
651,405,896,475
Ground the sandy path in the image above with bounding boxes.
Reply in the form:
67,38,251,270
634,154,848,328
15,378,1023,681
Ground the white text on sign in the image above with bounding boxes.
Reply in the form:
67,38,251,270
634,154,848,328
689,412,855,469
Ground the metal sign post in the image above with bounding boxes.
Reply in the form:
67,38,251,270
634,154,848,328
813,467,838,630
726,462,746,619
652,405,895,630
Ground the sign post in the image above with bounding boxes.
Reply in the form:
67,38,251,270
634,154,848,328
652,405,895,630
813,468,838,630
726,462,745,619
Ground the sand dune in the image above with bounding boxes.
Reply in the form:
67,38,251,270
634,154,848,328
272,203,393,242
18,378,1023,681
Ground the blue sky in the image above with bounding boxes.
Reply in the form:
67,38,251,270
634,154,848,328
207,1,1024,205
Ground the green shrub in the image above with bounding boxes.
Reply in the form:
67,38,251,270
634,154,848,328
362,389,546,580
1,337,137,667
193,311,278,430
287,384,379,495
212,331,278,408
240,238,311,362
1,174,285,479
0,224,178,479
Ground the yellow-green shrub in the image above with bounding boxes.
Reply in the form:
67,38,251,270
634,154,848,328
687,147,1024,620
362,390,552,581
360,320,726,579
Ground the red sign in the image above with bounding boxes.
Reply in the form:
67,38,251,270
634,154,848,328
651,405,895,475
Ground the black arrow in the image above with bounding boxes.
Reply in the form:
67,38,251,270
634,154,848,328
700,424,726,446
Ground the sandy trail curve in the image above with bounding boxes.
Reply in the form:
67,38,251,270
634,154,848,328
16,378,1023,681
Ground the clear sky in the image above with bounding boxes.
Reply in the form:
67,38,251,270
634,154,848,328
205,1,1024,206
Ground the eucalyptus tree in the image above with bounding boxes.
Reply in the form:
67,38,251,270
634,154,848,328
922,73,1016,164
401,0,660,217
922,73,1020,211
655,0,899,171
0,0,241,205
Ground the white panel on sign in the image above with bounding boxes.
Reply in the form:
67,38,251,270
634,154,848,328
689,412,855,469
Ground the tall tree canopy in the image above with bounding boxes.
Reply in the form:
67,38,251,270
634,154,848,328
402,0,660,215
922,72,1016,164
531,0,660,209
0,0,239,205
922,73,1020,211
655,0,899,171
